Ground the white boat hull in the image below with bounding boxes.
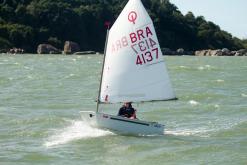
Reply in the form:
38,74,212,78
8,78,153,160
83,112,164,135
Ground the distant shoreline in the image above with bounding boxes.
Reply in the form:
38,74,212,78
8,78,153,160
1,53,247,57
1,48,247,56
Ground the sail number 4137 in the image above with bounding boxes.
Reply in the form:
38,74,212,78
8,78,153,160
130,37,159,65
136,48,158,65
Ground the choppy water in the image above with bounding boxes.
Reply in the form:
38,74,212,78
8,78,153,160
0,54,246,165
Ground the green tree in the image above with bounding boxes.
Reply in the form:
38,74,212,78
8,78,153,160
0,0,245,52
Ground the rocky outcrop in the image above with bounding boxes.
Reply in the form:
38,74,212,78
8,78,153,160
37,44,61,54
195,49,222,56
63,41,80,54
222,48,230,55
236,49,247,56
8,48,24,54
161,47,247,56
195,48,247,56
210,49,223,56
161,47,194,55
176,48,184,54
161,48,173,55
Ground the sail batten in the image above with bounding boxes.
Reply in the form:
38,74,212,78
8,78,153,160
99,0,176,104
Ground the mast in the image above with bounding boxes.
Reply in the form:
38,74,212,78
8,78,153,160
96,22,110,113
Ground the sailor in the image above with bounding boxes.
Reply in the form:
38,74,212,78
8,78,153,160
118,102,137,119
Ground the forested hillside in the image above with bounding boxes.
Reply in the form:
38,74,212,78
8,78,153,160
0,0,245,53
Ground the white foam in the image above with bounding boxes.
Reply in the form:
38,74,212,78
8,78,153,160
64,73,75,79
198,66,204,70
241,93,247,97
24,66,30,69
188,100,200,106
179,66,189,69
44,120,113,148
214,104,220,108
198,65,212,70
165,119,246,137
27,75,33,79
165,128,211,137
216,79,224,83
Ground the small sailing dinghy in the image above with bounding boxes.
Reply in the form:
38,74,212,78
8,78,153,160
81,0,176,135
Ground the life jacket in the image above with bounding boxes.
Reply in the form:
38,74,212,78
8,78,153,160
118,106,136,118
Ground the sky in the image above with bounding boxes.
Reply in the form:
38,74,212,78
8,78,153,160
169,0,247,39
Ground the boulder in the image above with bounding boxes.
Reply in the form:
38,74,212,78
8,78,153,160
221,48,230,56
195,50,207,56
161,48,194,55
64,41,80,54
8,48,24,54
229,51,236,56
176,48,184,55
231,51,238,56
195,49,224,56
213,49,223,56
205,50,211,56
194,48,247,56
236,49,247,56
37,44,60,54
207,49,222,56
161,48,173,55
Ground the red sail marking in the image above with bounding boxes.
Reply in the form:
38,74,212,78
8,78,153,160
128,11,137,24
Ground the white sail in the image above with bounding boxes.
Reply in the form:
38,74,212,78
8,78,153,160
100,0,176,103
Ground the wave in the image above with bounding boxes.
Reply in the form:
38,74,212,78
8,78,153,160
179,65,190,69
44,119,113,148
197,65,213,70
165,118,246,137
165,127,213,137
241,93,247,97
216,79,224,83
188,100,200,106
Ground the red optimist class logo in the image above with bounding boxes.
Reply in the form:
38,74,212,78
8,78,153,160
128,11,137,24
